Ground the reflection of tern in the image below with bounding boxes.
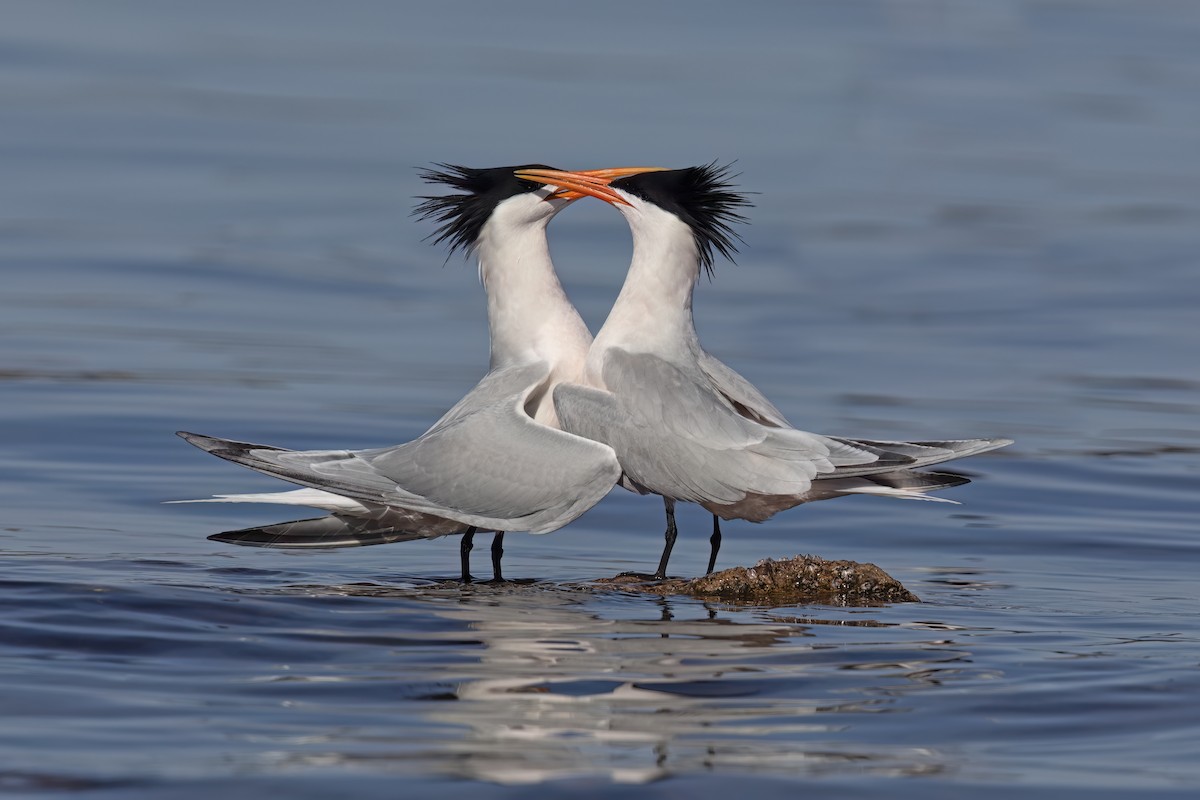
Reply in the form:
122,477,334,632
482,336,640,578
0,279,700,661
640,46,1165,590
424,596,801,784
407,592,957,783
517,165,1012,579
173,165,651,581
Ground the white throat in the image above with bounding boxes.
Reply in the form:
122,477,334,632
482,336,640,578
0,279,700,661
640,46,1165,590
473,202,593,425
588,203,702,384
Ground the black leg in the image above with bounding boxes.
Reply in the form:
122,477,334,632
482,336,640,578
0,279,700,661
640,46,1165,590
460,526,477,583
490,532,505,582
706,514,722,574
653,497,678,580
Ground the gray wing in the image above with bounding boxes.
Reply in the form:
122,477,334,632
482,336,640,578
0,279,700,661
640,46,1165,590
696,355,1012,471
696,350,790,427
553,349,893,506
179,362,622,534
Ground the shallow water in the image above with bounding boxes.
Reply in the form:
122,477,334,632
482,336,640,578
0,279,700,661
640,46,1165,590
2,2,1199,797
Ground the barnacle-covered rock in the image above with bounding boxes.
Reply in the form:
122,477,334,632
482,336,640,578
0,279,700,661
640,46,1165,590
596,554,918,606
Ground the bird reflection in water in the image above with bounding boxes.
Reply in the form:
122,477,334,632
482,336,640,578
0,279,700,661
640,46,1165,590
253,583,968,783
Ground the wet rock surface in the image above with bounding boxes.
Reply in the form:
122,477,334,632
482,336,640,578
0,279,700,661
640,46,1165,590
594,554,919,606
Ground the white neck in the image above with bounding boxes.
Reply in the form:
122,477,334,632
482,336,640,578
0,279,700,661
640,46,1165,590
589,205,702,383
473,210,593,425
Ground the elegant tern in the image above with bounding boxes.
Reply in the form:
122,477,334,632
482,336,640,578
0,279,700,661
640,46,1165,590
517,164,1012,578
174,164,646,581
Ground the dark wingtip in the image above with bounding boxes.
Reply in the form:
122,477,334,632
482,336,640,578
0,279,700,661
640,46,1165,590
175,431,287,458
208,530,255,545
918,470,973,490
209,516,432,548
177,430,223,452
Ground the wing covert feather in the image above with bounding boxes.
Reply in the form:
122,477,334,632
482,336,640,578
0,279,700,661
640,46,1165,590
696,350,790,427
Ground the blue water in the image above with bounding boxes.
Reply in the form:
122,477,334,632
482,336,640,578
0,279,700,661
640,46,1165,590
2,2,1199,797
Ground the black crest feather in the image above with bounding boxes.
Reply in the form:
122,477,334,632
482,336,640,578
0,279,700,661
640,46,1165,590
412,163,555,257
611,162,752,276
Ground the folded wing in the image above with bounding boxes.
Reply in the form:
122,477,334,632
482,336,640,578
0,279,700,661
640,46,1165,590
179,362,622,534
555,348,1009,518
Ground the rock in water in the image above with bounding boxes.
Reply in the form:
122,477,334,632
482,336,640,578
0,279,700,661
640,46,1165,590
596,554,918,606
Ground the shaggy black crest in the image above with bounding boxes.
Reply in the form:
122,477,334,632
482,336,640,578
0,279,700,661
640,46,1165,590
611,162,751,276
413,163,555,257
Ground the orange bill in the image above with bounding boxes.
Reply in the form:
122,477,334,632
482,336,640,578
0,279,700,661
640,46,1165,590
576,167,667,180
516,166,667,204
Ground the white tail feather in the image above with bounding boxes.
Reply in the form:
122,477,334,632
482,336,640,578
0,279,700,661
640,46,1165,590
165,488,369,513
836,486,961,503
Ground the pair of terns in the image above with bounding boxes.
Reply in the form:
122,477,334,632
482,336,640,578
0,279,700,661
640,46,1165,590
177,163,1010,582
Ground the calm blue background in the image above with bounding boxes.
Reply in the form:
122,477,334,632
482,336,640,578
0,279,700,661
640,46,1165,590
2,2,1198,797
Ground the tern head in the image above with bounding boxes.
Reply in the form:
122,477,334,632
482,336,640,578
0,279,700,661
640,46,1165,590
515,163,751,275
414,164,569,257
414,164,661,257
